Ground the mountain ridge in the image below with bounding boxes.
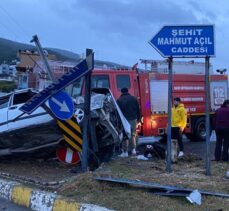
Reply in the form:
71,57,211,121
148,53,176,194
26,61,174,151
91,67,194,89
0,37,127,68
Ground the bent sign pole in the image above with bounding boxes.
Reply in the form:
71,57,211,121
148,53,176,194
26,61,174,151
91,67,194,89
149,25,215,175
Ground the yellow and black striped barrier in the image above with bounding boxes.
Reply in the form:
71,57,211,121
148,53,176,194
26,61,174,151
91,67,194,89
57,115,83,152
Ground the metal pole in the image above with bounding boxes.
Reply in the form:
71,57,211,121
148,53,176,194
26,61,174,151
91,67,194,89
30,35,56,119
205,56,211,176
81,49,93,172
30,35,55,82
166,57,173,172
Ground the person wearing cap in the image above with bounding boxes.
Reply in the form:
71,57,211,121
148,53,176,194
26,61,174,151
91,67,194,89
214,99,229,161
117,87,141,157
172,97,187,157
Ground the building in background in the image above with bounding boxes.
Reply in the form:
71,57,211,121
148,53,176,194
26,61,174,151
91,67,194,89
33,60,77,89
16,50,56,89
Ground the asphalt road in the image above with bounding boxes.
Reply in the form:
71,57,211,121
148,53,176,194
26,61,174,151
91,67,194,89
137,135,216,160
183,137,216,160
0,198,30,210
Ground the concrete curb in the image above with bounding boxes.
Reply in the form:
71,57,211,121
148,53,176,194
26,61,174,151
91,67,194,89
0,178,114,211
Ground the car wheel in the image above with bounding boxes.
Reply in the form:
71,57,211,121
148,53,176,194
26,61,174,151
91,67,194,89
75,105,84,124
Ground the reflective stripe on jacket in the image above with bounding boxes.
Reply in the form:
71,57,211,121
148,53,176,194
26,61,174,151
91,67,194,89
172,103,187,130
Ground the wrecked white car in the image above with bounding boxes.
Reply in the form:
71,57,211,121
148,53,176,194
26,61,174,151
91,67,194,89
0,89,61,155
0,88,129,161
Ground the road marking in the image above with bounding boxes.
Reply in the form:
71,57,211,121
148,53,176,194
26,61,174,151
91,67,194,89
11,186,32,207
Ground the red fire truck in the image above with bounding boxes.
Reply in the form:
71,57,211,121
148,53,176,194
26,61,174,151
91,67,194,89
69,60,228,142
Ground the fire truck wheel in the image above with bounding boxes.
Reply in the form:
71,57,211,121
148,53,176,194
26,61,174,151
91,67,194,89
193,118,212,142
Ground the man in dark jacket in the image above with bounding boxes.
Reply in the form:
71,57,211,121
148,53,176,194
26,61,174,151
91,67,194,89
117,87,140,157
214,99,229,161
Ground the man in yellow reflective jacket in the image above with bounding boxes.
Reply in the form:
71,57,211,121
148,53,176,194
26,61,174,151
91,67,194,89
172,97,187,157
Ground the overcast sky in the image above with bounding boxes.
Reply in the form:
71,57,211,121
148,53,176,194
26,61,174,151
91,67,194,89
0,0,229,71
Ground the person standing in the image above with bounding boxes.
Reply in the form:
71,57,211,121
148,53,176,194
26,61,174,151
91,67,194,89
117,87,140,157
172,97,187,157
214,100,229,161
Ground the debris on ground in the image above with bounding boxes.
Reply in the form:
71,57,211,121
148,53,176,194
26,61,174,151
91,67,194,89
136,155,149,160
186,190,202,205
58,158,229,211
0,148,228,211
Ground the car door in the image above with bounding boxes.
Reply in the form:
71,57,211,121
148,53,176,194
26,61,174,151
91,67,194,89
0,94,11,133
7,90,52,131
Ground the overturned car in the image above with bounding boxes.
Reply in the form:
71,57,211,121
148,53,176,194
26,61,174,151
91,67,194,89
0,88,129,163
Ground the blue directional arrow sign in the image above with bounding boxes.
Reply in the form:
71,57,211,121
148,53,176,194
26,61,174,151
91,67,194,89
48,90,74,120
149,25,215,57
20,53,94,114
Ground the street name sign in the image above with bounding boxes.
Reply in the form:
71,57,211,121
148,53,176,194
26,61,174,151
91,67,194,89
20,54,93,114
48,90,74,120
149,25,215,57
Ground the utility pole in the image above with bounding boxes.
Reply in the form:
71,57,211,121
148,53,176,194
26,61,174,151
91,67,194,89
30,35,55,82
